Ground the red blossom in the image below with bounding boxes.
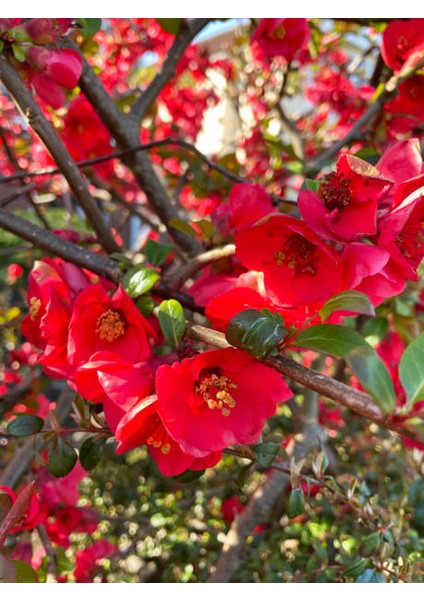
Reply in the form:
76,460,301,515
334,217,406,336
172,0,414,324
156,348,292,457
67,284,155,369
235,213,342,306
299,154,392,242
381,19,424,71
74,539,118,583
252,19,311,62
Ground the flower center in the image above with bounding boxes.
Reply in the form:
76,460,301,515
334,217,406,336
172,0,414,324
195,369,238,417
274,234,317,275
146,416,172,455
29,297,42,321
318,172,352,211
95,309,125,342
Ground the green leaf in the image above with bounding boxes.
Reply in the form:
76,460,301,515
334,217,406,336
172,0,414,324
362,316,389,346
360,532,381,557
79,436,102,471
156,18,182,35
293,324,366,356
7,415,44,437
355,568,385,583
78,18,102,38
193,219,215,242
169,218,199,238
345,558,372,578
253,442,280,469
292,324,395,413
399,331,424,405
287,487,305,518
14,560,38,583
144,239,173,266
122,266,160,298
226,308,287,360
12,43,26,62
346,345,395,414
319,290,375,322
304,179,319,192
136,295,155,317
157,299,186,348
47,438,78,478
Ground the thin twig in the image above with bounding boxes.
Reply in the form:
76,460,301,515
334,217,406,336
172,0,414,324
163,244,235,288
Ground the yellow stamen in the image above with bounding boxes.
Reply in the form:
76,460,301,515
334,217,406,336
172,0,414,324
196,372,238,417
29,297,42,321
95,309,125,342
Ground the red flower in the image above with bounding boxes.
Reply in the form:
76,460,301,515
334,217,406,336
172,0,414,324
298,154,392,242
67,284,155,368
212,183,274,237
381,19,424,71
252,19,310,62
235,213,342,306
115,395,221,477
74,539,118,583
25,47,82,109
156,348,292,457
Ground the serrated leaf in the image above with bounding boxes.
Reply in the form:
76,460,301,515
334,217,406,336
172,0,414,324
7,415,44,437
226,308,286,360
14,560,38,583
79,437,102,471
399,331,424,405
253,442,280,468
292,324,395,413
157,299,186,348
122,266,160,298
169,218,198,238
47,438,78,478
144,239,173,266
319,290,375,322
287,487,305,518
156,18,182,35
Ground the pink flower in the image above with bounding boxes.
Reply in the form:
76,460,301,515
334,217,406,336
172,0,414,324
156,348,292,457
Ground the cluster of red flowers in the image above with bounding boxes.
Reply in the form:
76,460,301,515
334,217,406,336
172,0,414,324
21,252,293,477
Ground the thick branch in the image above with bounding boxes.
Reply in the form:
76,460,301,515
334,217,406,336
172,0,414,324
65,40,202,258
0,208,121,283
129,19,212,124
0,53,120,254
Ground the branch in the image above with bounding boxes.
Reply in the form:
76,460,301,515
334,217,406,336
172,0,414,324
64,39,202,258
129,19,212,124
0,207,121,283
308,55,424,173
0,53,120,254
186,324,424,445
163,244,235,288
